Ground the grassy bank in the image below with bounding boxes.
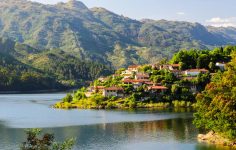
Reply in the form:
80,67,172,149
54,98,195,110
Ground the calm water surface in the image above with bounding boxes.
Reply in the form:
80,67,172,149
0,93,232,150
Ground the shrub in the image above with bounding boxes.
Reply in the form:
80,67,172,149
20,129,75,150
62,94,73,103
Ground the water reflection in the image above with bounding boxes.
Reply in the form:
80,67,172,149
0,118,229,150
0,93,231,150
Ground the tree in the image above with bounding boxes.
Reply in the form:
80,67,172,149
115,68,125,74
20,129,75,150
165,72,177,83
62,94,73,103
208,62,216,71
193,52,236,140
196,54,209,69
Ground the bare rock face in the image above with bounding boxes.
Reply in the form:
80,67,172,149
198,131,236,148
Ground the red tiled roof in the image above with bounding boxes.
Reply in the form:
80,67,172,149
123,79,150,83
136,73,149,77
171,64,180,67
145,82,154,85
137,79,150,82
95,86,105,89
186,69,208,72
148,86,168,90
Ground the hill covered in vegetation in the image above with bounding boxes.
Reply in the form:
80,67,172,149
0,0,236,69
0,37,111,91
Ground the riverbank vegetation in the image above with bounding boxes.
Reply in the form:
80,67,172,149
193,51,236,147
55,46,236,109
21,129,75,150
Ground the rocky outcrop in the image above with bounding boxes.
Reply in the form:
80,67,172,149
198,131,236,148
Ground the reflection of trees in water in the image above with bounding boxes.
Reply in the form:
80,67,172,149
40,118,198,149
195,143,230,150
47,118,198,145
0,118,197,149
104,118,197,142
117,107,194,114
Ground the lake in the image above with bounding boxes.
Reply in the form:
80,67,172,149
0,93,230,150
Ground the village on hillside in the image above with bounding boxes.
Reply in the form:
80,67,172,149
85,62,225,99
55,47,232,109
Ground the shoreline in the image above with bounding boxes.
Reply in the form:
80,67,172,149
198,131,236,148
54,101,195,110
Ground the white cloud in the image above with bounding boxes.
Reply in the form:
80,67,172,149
176,12,185,16
206,17,236,27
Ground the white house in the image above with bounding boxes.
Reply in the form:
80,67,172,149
128,65,140,72
121,70,133,79
135,73,149,80
184,69,208,76
216,62,226,71
123,79,151,89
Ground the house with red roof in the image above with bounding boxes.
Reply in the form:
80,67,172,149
128,65,140,72
123,79,151,89
135,73,149,80
89,86,105,93
160,64,180,71
148,86,168,94
103,87,124,97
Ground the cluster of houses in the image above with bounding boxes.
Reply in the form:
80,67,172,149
86,62,226,98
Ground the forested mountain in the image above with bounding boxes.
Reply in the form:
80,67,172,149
0,0,236,69
0,37,112,91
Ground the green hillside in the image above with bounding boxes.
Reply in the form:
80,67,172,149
0,37,112,91
0,0,236,69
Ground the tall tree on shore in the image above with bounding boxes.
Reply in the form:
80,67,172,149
193,52,236,139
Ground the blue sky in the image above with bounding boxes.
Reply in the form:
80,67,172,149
31,0,236,27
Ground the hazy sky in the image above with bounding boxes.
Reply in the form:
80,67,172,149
31,0,236,27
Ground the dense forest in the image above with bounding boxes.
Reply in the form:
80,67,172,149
0,38,112,91
0,54,61,91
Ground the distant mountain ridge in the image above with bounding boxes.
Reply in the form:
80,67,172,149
0,0,236,68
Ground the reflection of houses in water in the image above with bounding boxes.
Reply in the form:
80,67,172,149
94,115,194,142
100,111,107,130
